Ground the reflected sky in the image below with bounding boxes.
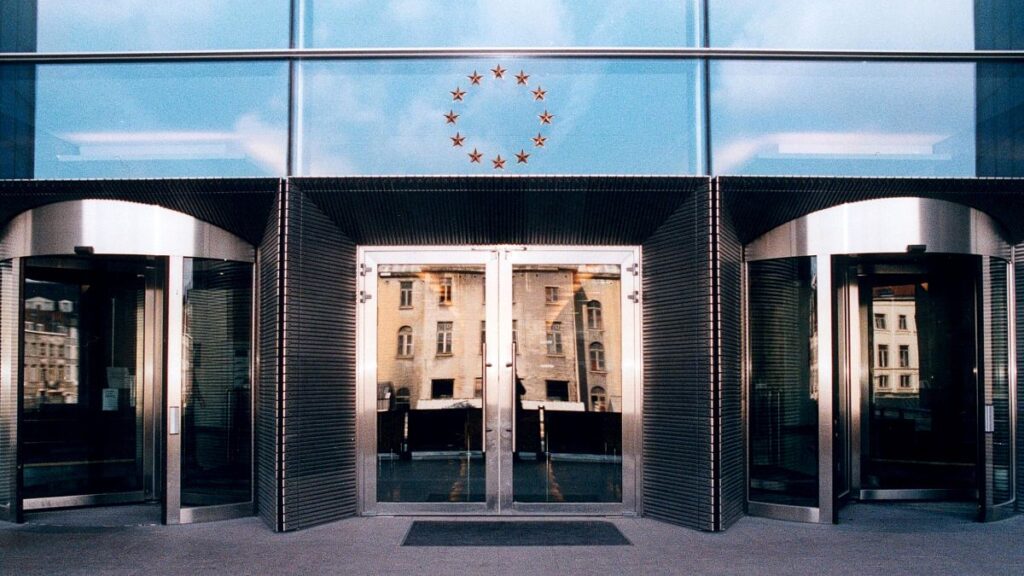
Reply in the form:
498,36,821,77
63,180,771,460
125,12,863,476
709,0,973,50
298,60,703,175
302,0,698,47
711,61,976,176
34,63,289,178
36,0,289,52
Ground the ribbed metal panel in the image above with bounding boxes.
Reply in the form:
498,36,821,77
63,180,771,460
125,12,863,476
291,176,699,245
719,177,1024,245
714,180,745,530
0,178,279,245
1016,248,1024,511
256,186,283,531
278,187,357,531
641,182,714,531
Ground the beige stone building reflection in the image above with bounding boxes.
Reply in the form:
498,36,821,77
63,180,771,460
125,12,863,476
872,285,919,398
23,296,80,409
376,265,621,414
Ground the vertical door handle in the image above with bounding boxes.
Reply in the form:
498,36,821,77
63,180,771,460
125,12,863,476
984,404,995,434
511,340,518,453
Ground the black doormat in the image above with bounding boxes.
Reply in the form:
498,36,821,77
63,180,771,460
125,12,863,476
402,520,631,546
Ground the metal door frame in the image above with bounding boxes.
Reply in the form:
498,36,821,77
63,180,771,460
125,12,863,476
356,245,641,516
745,197,1014,524
0,199,256,524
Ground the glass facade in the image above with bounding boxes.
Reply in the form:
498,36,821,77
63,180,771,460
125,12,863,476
298,59,703,175
302,0,700,48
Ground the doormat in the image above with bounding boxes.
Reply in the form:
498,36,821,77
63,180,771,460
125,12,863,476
402,520,631,546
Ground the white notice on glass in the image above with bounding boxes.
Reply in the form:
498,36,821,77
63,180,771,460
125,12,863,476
102,388,119,411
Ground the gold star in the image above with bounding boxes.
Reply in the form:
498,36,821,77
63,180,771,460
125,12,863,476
468,148,483,163
515,70,529,85
444,110,459,124
515,149,530,164
531,86,546,101
450,132,465,147
491,65,506,79
492,155,506,169
538,110,554,125
451,87,466,101
532,133,547,148
468,71,483,85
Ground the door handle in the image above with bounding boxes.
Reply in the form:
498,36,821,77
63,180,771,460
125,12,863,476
510,340,518,453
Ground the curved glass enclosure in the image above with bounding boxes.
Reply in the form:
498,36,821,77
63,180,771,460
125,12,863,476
746,198,1015,524
0,200,255,525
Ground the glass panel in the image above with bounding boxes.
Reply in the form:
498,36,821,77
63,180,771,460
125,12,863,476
748,257,818,507
21,257,154,500
0,260,17,518
298,59,703,175
376,264,485,503
302,1,699,48
33,1,290,52
709,0,973,50
862,256,977,491
182,259,253,508
31,62,288,178
984,257,1012,505
710,61,975,176
512,264,622,503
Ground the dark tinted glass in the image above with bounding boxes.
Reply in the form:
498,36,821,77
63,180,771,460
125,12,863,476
748,257,818,507
182,259,253,507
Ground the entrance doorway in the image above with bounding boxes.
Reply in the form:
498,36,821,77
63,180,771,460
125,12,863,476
357,247,640,515
839,256,979,501
0,200,256,525
745,198,1015,524
21,257,164,511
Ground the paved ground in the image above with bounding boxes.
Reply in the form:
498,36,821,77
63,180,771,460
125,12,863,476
2,502,1022,575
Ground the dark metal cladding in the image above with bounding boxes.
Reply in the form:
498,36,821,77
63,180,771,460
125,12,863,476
641,180,714,531
277,185,358,531
0,178,279,245
256,184,283,531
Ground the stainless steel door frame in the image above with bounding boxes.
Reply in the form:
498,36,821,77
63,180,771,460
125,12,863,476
357,247,498,515
356,246,642,516
501,247,641,516
0,259,21,523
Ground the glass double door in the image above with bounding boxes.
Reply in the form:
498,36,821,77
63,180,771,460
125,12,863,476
359,247,639,514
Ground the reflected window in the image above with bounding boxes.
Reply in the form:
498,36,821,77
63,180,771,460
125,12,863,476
589,342,606,372
878,344,890,368
399,281,413,308
899,374,912,388
586,300,603,330
899,345,910,368
439,277,453,305
546,322,564,355
395,387,410,408
877,375,890,389
436,321,453,355
474,377,483,399
874,313,886,330
545,286,559,304
397,326,413,357
545,380,569,402
431,379,454,399
590,386,607,412
898,314,908,330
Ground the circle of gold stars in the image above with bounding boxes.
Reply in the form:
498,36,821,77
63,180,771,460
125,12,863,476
444,65,552,170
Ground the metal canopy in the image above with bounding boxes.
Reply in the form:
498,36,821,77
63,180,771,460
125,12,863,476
292,176,709,246
719,176,1024,245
